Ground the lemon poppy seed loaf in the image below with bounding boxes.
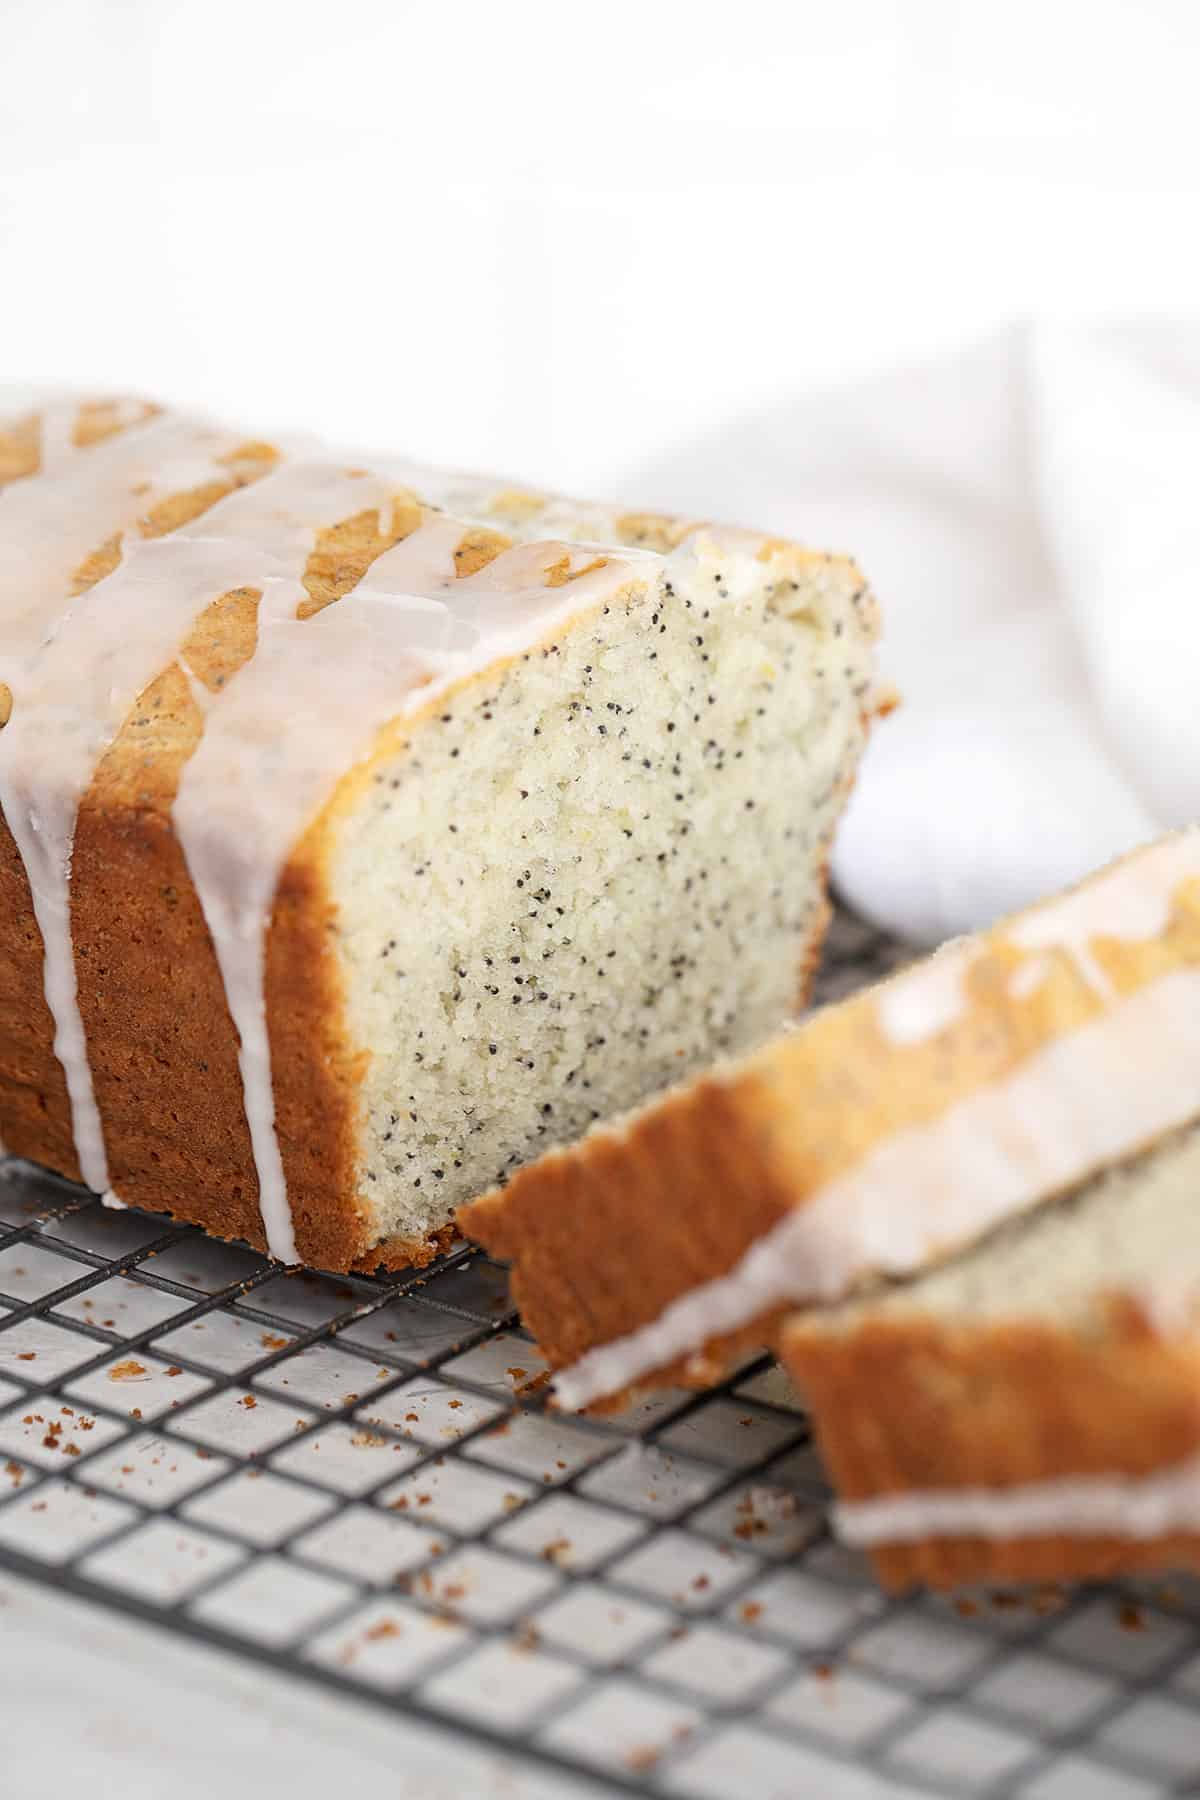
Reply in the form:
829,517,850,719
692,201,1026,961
0,392,879,1269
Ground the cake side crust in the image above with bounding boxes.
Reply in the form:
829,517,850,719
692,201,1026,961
0,484,428,1261
780,1304,1200,1591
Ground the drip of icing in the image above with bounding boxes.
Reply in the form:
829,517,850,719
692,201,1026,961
553,957,1200,1410
22,457,388,1207
0,391,150,477
875,939,977,1045
35,400,85,475
29,395,151,475
0,408,250,672
873,833,1200,1045
99,1189,127,1211
0,457,393,1195
1008,832,1200,997
833,1449,1200,1547
173,521,652,1262
1007,951,1054,1004
0,409,262,1190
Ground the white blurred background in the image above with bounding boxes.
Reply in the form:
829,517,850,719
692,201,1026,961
3,0,1199,491
4,0,1200,939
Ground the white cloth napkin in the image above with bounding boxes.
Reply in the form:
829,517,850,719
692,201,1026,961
637,321,1200,945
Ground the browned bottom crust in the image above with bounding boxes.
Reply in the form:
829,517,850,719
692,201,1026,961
352,1224,457,1275
576,1306,792,1416
780,1304,1200,1592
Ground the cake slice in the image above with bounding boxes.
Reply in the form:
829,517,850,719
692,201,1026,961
781,1118,1200,1590
463,832,1200,1411
0,393,879,1270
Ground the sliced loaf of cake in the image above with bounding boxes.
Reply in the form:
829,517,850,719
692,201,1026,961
782,1119,1200,1590
0,393,879,1270
463,832,1200,1410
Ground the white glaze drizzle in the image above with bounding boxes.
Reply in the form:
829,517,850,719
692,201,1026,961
872,833,1200,1046
0,406,260,1190
1007,832,1200,997
833,1450,1200,1548
875,939,977,1045
34,400,85,475
173,520,652,1262
554,954,1200,1410
0,408,249,669
3,461,398,1196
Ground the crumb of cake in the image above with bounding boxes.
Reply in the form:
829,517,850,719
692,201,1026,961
109,1359,147,1381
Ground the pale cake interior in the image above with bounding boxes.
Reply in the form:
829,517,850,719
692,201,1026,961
331,543,875,1248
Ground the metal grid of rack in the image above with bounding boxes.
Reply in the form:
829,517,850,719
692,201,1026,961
1,915,1198,1798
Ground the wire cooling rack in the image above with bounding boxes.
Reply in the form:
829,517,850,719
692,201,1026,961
1,914,1199,1799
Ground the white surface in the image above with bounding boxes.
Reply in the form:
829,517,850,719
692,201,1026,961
0,1570,608,1800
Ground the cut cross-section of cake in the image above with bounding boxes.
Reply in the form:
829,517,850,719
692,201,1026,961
463,832,1200,1411
0,392,880,1270
781,1117,1200,1590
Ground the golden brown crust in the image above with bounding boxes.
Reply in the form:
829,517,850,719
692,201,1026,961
780,1304,1200,1590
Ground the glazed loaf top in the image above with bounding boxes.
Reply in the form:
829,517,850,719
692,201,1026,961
0,391,875,1264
